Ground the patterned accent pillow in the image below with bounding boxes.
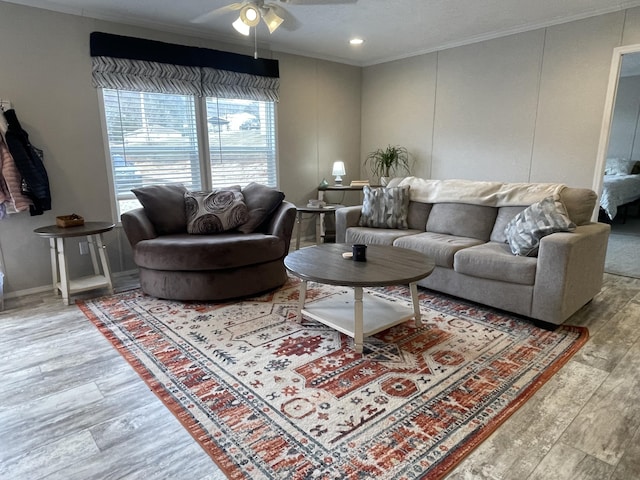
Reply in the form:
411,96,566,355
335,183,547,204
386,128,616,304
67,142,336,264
358,185,410,229
184,187,249,234
504,195,576,257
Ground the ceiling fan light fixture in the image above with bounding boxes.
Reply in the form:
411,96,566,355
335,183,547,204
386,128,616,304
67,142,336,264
240,4,261,27
263,8,284,34
232,16,252,35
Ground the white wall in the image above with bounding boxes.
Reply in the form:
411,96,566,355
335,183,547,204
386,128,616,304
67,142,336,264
433,30,544,182
0,1,361,296
276,53,361,205
361,10,635,188
361,54,436,181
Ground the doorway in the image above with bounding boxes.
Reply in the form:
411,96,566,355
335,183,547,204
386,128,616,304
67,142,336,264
594,46,640,278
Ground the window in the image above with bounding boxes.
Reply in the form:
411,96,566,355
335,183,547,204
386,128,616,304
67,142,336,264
102,89,277,216
207,97,277,188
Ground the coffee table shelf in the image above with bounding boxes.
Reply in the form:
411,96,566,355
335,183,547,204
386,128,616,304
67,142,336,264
302,290,416,339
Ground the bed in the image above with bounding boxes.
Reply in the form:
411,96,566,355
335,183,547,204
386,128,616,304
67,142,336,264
600,158,640,221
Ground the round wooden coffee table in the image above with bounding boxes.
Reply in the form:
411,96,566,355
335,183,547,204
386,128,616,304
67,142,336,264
284,243,435,353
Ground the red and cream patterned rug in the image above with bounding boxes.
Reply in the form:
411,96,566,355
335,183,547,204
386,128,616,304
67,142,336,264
78,277,588,480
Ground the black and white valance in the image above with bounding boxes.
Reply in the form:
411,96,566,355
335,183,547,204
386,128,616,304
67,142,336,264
91,57,202,96
90,32,280,102
201,68,279,102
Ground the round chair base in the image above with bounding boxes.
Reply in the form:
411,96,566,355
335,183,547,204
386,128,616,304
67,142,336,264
138,261,288,301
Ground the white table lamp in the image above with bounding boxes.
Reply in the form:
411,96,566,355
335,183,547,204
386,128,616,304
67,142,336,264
332,161,346,186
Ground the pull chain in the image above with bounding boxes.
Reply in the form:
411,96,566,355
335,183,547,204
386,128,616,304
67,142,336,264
254,28,258,59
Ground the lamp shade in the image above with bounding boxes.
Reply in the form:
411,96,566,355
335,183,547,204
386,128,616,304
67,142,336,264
332,161,346,176
332,161,346,186
263,8,284,34
232,16,251,36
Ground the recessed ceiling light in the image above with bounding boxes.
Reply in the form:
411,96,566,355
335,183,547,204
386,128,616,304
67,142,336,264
349,38,364,45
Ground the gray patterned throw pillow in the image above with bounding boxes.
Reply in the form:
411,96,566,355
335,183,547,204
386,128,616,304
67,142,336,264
185,187,249,234
358,185,410,229
504,195,576,256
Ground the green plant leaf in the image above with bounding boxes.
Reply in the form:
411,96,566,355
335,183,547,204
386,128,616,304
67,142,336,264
364,145,410,178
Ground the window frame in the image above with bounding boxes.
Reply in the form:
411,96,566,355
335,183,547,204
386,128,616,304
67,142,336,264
97,89,279,224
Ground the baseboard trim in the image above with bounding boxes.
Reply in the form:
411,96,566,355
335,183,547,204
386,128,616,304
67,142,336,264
2,269,139,300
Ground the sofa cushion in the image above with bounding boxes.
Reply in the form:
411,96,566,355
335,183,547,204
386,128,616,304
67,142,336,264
132,184,187,235
426,203,497,241
237,182,285,234
346,227,423,246
393,232,484,268
454,242,537,285
185,188,249,234
407,201,431,230
134,233,285,271
505,195,576,256
490,206,526,243
358,185,410,229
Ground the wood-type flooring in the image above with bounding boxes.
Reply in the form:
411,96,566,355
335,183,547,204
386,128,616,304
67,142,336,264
1,272,639,480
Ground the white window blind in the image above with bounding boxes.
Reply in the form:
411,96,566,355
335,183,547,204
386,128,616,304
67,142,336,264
207,98,277,188
102,89,277,216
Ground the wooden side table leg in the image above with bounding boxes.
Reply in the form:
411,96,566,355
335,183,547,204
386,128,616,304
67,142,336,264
87,234,100,274
296,280,307,322
95,233,114,293
316,213,323,245
48,238,59,295
353,286,364,353
410,282,422,327
56,237,71,305
295,211,303,250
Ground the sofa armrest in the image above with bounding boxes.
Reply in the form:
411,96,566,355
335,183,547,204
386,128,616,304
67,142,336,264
264,201,297,252
532,222,610,324
336,206,363,243
121,208,158,249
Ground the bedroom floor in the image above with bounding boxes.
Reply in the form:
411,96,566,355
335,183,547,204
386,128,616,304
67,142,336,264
605,209,640,278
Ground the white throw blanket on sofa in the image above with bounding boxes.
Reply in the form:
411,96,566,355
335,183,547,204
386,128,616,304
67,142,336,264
392,177,566,207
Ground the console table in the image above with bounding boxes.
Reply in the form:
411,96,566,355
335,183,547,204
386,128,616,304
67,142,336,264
34,221,114,304
317,184,367,202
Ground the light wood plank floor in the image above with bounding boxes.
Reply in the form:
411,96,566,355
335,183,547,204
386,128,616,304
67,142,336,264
0,273,638,480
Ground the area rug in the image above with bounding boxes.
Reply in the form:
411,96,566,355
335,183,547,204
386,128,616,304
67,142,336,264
78,278,588,480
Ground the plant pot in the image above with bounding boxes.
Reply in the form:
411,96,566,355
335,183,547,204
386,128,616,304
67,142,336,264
380,176,390,186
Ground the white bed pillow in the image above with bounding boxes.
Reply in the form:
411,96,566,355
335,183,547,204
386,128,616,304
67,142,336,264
605,158,636,175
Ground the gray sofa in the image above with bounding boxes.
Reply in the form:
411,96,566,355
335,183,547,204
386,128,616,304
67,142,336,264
121,183,296,301
336,177,611,326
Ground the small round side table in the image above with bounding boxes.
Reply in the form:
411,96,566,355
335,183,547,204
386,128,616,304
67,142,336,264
295,205,342,250
34,221,115,304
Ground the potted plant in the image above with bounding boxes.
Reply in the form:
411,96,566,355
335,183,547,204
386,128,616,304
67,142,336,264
364,145,410,185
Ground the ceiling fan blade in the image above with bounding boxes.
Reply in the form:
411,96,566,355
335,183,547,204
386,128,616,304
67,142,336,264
191,3,244,24
279,0,357,4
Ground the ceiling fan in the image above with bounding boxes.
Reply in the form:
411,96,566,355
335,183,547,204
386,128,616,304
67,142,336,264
192,0,357,35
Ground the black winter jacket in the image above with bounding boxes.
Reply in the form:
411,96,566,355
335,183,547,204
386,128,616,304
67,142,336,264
3,109,51,215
